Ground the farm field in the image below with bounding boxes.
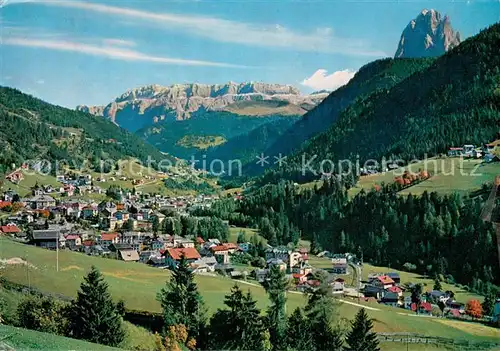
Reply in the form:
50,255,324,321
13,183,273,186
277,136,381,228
228,226,265,243
308,255,484,304
1,238,499,344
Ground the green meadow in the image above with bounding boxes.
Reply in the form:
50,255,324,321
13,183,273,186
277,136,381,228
1,238,499,345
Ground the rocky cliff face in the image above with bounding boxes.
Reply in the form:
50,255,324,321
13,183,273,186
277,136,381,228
77,82,327,132
395,9,460,58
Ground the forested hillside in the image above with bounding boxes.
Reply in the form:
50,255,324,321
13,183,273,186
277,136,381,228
263,57,434,159
198,179,499,294
201,117,299,173
0,87,168,174
267,23,500,183
137,111,300,159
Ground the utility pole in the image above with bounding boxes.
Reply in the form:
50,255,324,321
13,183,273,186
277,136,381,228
25,252,30,289
56,234,59,272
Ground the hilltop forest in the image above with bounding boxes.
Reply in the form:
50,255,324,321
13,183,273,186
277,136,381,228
258,23,500,184
0,87,168,174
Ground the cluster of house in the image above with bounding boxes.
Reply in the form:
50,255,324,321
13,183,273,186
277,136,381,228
1,181,219,229
448,141,499,162
253,247,310,283
362,273,469,316
1,217,251,271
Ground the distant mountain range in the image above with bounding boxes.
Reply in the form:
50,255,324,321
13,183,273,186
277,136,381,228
395,9,461,58
76,82,328,132
71,8,468,166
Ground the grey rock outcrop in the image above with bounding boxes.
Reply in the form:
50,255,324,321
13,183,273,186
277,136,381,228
77,82,328,132
395,9,460,58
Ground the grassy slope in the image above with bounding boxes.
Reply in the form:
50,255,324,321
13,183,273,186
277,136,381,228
1,160,200,197
2,170,63,197
347,158,500,198
1,238,499,343
0,325,120,350
296,157,500,198
228,226,265,244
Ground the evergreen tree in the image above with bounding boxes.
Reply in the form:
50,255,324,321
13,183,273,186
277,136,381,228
305,282,343,350
287,307,313,351
157,255,206,339
264,265,288,350
433,276,442,291
344,308,380,351
152,216,160,235
237,230,246,244
481,289,496,317
68,266,125,346
208,285,266,350
411,284,423,314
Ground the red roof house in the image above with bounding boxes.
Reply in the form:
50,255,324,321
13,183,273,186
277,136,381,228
5,170,24,183
307,280,321,287
223,243,239,250
0,225,20,234
373,275,395,288
82,240,95,247
196,237,205,244
165,247,201,261
65,234,81,240
101,232,119,242
0,201,12,210
211,243,240,254
292,273,307,284
411,302,432,314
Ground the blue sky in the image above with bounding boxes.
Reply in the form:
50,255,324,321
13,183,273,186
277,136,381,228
0,0,498,108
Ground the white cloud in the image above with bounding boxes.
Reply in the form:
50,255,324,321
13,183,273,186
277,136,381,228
36,79,45,84
2,37,249,68
36,1,386,57
102,38,136,47
0,0,38,7
301,69,356,91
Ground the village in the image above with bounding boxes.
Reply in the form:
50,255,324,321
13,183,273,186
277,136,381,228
0,171,490,325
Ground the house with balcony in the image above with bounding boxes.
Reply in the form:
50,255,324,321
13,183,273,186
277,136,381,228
332,257,348,274
29,195,56,210
31,229,65,249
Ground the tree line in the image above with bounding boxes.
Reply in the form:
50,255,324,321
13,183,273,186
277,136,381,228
198,178,499,293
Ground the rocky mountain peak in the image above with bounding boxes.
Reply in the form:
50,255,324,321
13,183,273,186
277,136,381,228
395,9,460,58
76,82,326,132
